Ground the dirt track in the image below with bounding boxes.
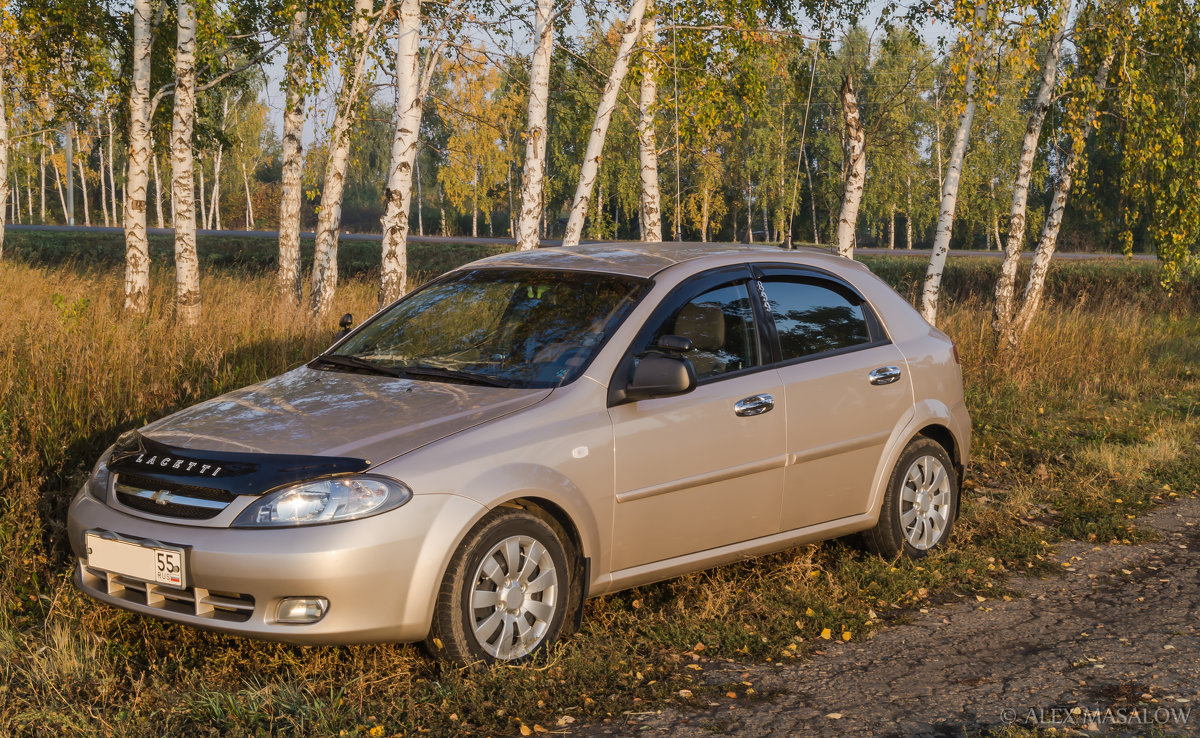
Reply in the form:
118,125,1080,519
575,497,1200,737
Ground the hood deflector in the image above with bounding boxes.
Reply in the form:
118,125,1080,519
108,432,371,496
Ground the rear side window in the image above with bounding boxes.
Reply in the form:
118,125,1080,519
761,278,871,360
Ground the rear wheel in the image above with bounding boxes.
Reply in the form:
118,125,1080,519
863,437,958,558
427,508,570,664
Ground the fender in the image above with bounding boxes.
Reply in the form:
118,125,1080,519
862,398,971,526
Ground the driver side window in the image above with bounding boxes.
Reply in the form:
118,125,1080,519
637,281,761,381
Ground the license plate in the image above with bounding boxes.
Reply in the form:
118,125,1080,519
85,532,186,589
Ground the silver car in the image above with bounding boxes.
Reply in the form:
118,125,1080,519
68,243,970,663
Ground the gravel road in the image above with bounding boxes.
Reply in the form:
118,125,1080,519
576,497,1200,737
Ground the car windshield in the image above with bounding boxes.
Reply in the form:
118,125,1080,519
327,268,650,389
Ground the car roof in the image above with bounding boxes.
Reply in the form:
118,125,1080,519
461,242,864,280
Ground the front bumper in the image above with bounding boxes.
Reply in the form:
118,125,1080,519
67,490,484,644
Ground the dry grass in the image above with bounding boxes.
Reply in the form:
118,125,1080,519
1,258,1197,735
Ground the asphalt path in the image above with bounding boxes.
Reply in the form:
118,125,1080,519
8,224,1157,261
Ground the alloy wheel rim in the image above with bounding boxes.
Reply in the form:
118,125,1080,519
468,534,559,660
899,455,952,550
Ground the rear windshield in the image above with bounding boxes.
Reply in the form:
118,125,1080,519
332,268,649,388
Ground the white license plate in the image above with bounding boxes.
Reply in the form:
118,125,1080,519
85,532,186,589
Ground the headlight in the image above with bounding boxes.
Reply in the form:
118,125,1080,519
232,476,412,528
86,446,115,502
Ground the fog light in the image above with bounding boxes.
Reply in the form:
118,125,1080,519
277,597,329,624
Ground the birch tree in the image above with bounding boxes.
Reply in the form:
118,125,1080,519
379,0,449,308
834,73,865,257
514,0,555,251
638,0,661,242
1006,50,1116,347
310,0,379,317
278,2,306,304
920,0,990,325
172,0,201,326
991,0,1071,337
123,0,154,313
560,0,646,248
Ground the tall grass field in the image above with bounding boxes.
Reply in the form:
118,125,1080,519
1,244,1198,735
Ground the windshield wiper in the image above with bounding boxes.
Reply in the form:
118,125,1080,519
390,364,515,388
310,354,405,378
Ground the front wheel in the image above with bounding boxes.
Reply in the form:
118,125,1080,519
426,508,571,664
863,437,958,558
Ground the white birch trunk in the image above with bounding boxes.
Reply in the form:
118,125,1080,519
638,2,662,242
77,155,92,226
378,0,425,308
241,162,254,228
905,173,913,249
40,135,46,223
920,0,987,325
197,157,207,228
0,67,8,260
835,74,865,259
172,0,201,326
515,0,555,251
993,0,1071,336
561,0,646,248
278,4,307,304
310,0,375,316
472,168,478,237
210,141,223,230
888,206,896,250
1009,53,1114,346
438,182,446,235
123,0,153,312
107,111,119,224
97,128,110,226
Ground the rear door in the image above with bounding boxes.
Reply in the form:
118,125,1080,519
755,267,914,531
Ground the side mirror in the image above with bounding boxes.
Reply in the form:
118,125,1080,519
625,353,696,401
337,313,354,338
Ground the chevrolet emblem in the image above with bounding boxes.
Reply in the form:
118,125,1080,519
150,490,172,505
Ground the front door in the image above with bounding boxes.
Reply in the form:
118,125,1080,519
608,276,785,571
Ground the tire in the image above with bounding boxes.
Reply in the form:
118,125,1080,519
863,437,959,559
426,507,571,665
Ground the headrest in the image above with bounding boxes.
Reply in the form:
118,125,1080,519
673,303,725,352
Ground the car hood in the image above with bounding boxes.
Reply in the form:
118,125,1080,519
139,366,552,463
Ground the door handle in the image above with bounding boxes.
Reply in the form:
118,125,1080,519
734,394,775,417
869,366,902,386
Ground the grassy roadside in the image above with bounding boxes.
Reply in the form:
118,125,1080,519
1,228,511,278
0,255,1197,735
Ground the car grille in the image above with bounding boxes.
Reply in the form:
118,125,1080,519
114,474,236,520
81,564,255,623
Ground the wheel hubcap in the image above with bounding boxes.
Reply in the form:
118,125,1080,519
899,455,952,551
469,535,558,660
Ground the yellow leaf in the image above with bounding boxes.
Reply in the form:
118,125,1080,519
842,631,852,641
820,628,832,640
805,607,815,617
520,725,532,736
